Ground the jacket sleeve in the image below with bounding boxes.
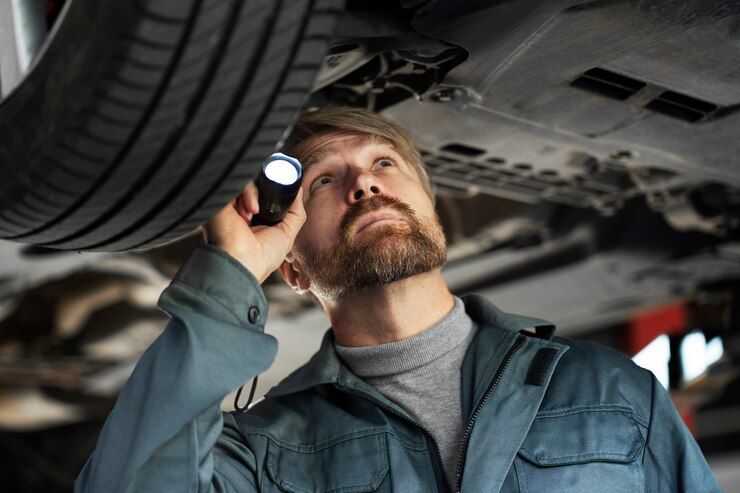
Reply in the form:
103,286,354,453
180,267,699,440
642,373,720,492
75,242,278,493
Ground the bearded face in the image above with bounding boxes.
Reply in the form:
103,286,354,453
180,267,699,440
280,132,446,302
293,192,447,301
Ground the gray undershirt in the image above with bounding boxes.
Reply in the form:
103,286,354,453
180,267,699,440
334,296,476,490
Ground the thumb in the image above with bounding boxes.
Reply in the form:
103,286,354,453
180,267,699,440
278,186,307,237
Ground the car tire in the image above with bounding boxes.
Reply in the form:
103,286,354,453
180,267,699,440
0,0,340,251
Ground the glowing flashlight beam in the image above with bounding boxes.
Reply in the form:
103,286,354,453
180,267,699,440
265,160,299,185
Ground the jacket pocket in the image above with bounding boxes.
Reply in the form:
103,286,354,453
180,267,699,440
265,432,389,493
515,407,645,493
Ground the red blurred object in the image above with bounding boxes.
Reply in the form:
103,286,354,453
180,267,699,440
627,302,688,355
625,302,704,435
679,406,697,436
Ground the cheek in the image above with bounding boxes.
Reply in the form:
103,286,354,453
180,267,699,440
394,172,427,198
297,212,335,249
397,183,435,219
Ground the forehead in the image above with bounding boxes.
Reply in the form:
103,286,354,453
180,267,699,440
299,133,397,172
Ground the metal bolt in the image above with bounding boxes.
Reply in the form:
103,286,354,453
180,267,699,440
432,88,456,102
412,63,426,74
370,79,386,94
610,150,633,161
325,55,343,68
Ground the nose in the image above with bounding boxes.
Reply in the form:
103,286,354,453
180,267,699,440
347,168,383,205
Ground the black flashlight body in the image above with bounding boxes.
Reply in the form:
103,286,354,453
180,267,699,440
251,153,303,227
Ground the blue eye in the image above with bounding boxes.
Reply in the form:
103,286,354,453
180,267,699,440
311,175,332,190
377,157,396,168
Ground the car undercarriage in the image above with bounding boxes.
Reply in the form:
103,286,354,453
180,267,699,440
0,0,738,489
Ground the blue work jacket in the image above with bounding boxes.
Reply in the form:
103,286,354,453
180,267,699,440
75,243,720,492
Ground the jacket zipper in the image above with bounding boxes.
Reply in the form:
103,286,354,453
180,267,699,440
334,383,452,493
454,334,527,493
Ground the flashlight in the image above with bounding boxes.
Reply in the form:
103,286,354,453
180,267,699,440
250,152,303,227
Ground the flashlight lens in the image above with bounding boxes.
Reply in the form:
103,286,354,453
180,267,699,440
265,160,299,185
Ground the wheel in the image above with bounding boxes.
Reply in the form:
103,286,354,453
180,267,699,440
0,0,341,251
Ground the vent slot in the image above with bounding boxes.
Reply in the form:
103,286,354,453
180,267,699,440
645,91,717,122
439,143,486,157
570,68,645,100
421,148,632,214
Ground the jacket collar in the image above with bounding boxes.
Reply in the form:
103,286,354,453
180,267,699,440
264,293,556,400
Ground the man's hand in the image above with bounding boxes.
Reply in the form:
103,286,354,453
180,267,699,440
202,181,306,284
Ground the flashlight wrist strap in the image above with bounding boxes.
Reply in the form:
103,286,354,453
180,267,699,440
234,376,259,412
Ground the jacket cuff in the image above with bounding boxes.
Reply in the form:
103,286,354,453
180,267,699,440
172,242,269,329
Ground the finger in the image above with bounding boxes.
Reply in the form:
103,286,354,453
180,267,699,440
279,187,307,236
235,194,249,221
235,192,257,224
242,181,259,214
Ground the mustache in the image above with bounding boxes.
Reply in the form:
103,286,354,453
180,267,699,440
340,194,415,236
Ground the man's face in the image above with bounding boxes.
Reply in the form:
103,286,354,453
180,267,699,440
287,132,447,301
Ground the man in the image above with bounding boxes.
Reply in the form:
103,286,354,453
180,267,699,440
76,106,718,492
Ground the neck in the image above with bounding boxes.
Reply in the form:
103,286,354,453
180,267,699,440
321,269,456,347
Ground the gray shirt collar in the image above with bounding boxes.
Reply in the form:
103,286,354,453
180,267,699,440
333,295,473,378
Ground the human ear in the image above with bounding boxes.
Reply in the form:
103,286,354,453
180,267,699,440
278,258,311,294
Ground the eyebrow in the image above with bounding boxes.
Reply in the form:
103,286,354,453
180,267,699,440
301,136,393,176
302,146,339,173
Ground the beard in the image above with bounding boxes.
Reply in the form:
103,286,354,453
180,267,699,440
294,193,447,301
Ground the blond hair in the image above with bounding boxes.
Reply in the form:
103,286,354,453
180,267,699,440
281,106,436,205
